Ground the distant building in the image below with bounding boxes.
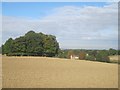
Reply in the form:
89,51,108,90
69,52,88,60
86,53,89,56
70,54,79,60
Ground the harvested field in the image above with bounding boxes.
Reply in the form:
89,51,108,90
2,56,118,88
109,55,119,63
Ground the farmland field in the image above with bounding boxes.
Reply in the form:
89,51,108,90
2,56,118,88
109,55,119,63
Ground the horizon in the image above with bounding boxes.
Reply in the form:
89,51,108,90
1,2,118,49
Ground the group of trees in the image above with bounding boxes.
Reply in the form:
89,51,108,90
1,30,120,63
58,48,119,63
2,31,59,57
85,50,110,63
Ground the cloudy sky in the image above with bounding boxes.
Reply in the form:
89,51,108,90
2,2,118,49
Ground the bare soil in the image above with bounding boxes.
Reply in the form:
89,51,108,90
2,56,118,88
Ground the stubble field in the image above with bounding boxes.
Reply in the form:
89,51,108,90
2,56,118,88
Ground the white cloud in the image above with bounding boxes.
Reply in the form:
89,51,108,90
2,3,118,49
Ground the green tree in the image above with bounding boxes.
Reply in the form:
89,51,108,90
85,55,95,61
96,51,110,63
25,31,44,55
109,48,117,55
118,50,120,55
13,36,26,53
3,31,59,57
0,46,2,54
43,35,59,57
3,38,14,55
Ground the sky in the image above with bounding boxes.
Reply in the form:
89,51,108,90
1,2,118,49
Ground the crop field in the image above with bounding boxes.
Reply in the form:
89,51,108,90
109,55,119,63
2,56,118,88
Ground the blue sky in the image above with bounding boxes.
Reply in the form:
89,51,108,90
2,2,109,18
2,2,118,49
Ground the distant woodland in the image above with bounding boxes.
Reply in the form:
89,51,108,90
58,48,119,63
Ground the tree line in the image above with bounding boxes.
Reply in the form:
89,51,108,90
2,31,59,57
58,48,120,63
0,30,119,63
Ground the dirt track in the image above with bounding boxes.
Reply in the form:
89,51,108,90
2,56,118,88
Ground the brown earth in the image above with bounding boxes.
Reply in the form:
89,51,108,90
2,56,118,88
